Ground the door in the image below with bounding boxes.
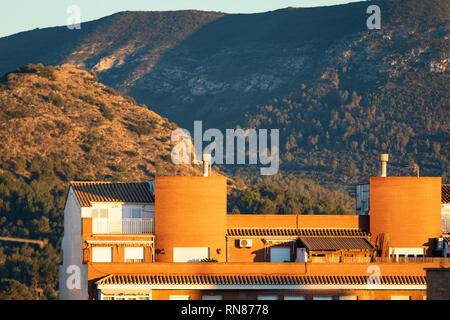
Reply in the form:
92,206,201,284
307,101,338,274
270,247,291,262
296,248,307,262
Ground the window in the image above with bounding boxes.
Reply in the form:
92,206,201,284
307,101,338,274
92,247,112,262
173,247,209,262
122,207,144,234
169,295,190,300
284,296,305,300
123,207,141,219
391,296,410,300
202,295,223,300
131,208,141,219
339,296,358,300
92,208,109,233
92,208,108,218
270,247,291,262
125,247,145,263
102,294,151,300
257,296,278,300
313,296,333,300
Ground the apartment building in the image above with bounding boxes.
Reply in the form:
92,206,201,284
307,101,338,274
59,159,450,300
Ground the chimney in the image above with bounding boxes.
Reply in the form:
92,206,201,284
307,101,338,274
380,154,389,177
203,153,211,177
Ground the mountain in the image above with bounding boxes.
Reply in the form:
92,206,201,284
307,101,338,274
0,0,447,187
0,64,358,299
0,64,201,181
2,0,447,298
0,64,206,299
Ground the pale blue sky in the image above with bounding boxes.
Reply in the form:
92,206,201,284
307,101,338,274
0,0,363,38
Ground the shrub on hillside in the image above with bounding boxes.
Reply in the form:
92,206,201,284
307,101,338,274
47,93,64,107
134,120,156,136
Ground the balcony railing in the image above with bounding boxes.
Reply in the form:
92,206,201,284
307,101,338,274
309,256,372,263
304,256,450,263
373,257,450,263
92,218,154,234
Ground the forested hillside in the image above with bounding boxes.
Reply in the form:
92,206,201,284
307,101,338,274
0,0,446,186
0,64,355,299
0,64,201,299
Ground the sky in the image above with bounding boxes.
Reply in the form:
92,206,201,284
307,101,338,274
0,0,364,38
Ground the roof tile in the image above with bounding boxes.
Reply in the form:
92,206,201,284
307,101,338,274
96,274,426,286
71,181,154,207
227,228,370,238
443,185,450,204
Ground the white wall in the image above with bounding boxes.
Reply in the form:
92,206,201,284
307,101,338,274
87,203,155,234
58,188,88,300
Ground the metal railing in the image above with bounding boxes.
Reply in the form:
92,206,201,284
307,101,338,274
310,256,372,263
122,218,154,234
306,256,450,263
93,218,154,234
373,257,450,263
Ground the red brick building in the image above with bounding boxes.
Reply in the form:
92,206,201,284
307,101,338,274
58,172,450,300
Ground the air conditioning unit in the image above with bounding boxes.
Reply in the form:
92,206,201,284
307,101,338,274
239,239,253,248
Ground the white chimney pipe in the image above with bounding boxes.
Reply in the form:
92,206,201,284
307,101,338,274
203,153,211,177
380,154,389,177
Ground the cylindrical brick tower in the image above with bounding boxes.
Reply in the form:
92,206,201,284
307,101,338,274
154,176,227,262
370,177,442,255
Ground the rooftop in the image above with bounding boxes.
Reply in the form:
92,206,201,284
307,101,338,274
70,181,154,207
442,185,450,204
299,237,374,251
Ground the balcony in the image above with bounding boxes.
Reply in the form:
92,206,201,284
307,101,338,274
92,218,154,234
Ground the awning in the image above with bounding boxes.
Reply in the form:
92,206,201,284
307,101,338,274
96,274,425,286
86,240,154,247
227,228,370,237
299,237,374,251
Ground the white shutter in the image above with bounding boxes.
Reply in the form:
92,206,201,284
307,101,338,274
391,296,410,300
202,295,223,300
169,295,190,300
173,247,209,262
313,296,333,300
257,296,278,300
125,247,145,262
92,247,112,262
284,296,305,300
